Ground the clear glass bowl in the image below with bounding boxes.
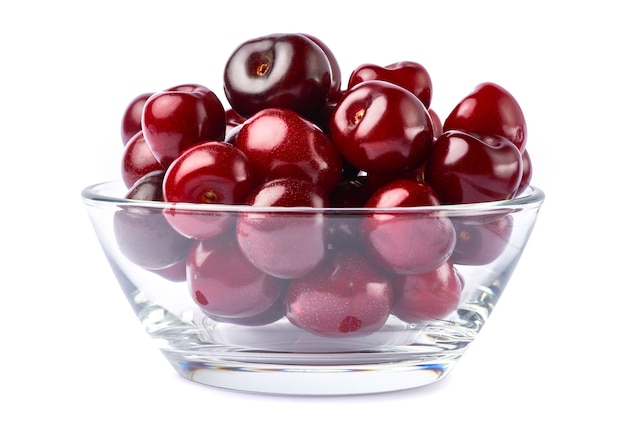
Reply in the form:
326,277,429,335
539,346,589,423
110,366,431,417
82,180,544,395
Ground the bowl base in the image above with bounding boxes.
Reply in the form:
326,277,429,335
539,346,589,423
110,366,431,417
164,349,459,395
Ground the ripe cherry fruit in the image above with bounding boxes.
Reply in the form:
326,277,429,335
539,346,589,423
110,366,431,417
236,177,328,279
142,84,226,168
223,33,333,120
286,248,393,338
361,179,456,275
162,141,257,239
329,80,434,175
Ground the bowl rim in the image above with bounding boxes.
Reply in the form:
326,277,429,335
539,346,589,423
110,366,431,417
81,180,545,215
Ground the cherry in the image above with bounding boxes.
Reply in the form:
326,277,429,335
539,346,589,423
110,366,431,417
300,33,342,103
329,80,433,175
443,82,527,152
286,248,393,337
223,33,333,120
347,61,433,108
392,261,462,323
187,233,284,318
121,92,152,145
361,179,456,275
113,171,193,270
450,214,513,265
236,177,328,279
423,130,522,204
162,141,257,239
121,131,164,188
235,107,343,193
142,84,226,167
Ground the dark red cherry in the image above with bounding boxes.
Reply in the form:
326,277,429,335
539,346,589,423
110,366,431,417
450,214,514,265
392,261,462,322
142,84,226,167
347,61,432,108
236,177,328,279
223,33,332,119
286,248,393,337
121,92,152,145
424,130,523,204
235,107,343,193
187,234,284,318
113,171,193,270
121,131,164,188
162,141,257,239
361,179,456,275
329,80,433,175
300,33,342,102
443,82,527,152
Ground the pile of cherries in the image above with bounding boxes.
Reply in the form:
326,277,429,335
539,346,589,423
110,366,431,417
115,33,532,338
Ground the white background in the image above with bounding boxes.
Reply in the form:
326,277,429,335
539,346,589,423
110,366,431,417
2,1,624,432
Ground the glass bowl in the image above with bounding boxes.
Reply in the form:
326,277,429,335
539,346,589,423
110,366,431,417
82,180,544,395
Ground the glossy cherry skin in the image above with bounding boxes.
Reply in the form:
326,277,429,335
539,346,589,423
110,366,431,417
223,33,332,120
286,248,393,337
162,141,257,239
348,61,432,108
113,171,193,270
450,214,513,265
142,84,226,167
329,80,434,175
424,130,523,204
121,92,152,144
300,33,342,103
235,107,343,193
392,261,462,323
121,131,164,188
361,179,456,275
443,82,527,152
236,177,328,279
187,233,284,318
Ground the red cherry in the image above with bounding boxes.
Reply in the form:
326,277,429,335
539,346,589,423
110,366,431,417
424,130,522,204
450,214,514,265
121,92,152,145
443,82,527,152
235,107,343,193
392,261,462,322
361,179,456,274
236,177,328,279
121,131,164,188
223,33,333,120
286,248,393,337
162,141,257,239
113,171,193,271
142,84,226,167
329,80,433,175
187,234,284,318
348,61,433,108
300,33,342,103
